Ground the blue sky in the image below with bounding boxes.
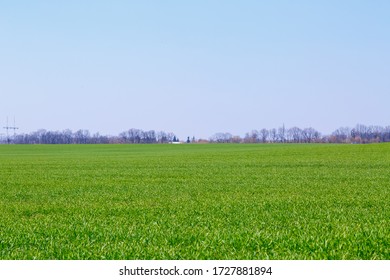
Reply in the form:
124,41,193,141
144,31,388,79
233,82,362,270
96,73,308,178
1,0,389,139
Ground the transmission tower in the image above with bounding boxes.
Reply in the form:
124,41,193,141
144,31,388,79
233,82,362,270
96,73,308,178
3,117,18,144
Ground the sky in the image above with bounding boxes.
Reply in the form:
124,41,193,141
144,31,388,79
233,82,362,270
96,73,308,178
1,0,389,140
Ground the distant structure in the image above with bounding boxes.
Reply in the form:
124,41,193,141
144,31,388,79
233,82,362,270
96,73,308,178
3,117,18,144
171,135,181,144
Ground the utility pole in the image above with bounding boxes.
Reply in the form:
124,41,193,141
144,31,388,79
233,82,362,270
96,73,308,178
3,117,19,144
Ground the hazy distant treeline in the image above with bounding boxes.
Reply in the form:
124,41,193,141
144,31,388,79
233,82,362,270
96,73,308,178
2,124,390,144
210,124,390,144
7,128,178,144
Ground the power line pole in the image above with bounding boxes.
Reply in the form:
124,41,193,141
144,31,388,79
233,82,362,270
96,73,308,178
3,117,19,144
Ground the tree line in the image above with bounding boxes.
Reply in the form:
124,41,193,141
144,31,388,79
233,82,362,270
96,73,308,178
5,128,178,144
209,124,390,144
2,124,390,144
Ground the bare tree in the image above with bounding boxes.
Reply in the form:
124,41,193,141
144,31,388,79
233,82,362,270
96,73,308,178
210,132,233,143
269,128,277,143
302,127,320,143
244,130,259,143
259,129,269,143
288,127,303,143
277,124,286,143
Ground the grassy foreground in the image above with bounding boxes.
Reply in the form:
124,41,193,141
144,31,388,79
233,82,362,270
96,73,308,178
0,143,389,259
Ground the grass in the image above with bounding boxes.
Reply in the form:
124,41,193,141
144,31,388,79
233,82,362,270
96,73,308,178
0,143,389,259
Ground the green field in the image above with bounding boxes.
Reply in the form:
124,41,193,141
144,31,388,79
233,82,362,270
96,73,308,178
0,143,389,259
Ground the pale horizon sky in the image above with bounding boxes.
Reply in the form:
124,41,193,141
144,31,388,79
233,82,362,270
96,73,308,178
1,1,389,139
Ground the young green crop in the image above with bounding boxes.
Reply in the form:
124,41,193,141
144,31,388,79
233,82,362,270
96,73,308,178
0,143,389,259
